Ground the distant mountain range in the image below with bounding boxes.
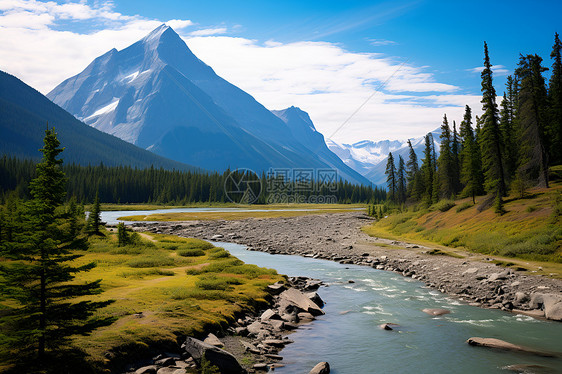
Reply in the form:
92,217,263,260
327,129,441,186
47,25,369,185
0,70,197,171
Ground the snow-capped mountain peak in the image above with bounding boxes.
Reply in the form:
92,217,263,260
327,128,441,186
47,25,370,185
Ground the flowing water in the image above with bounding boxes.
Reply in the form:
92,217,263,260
220,242,562,374
101,210,562,373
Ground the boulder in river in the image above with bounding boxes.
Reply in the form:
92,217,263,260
306,292,324,308
182,337,246,373
529,293,562,321
422,308,451,316
502,364,551,373
279,288,324,316
466,337,557,357
379,323,399,331
309,361,330,374
297,312,315,323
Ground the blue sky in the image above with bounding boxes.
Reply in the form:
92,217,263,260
0,0,560,142
108,0,561,94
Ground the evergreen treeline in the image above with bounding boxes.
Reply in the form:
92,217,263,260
0,156,386,205
385,34,562,213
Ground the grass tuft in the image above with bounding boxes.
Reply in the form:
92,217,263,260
432,200,456,212
177,248,205,257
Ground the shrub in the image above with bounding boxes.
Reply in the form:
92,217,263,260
433,200,456,212
111,246,144,255
167,287,191,300
196,275,231,291
119,269,175,278
128,254,175,268
456,202,472,213
208,248,231,259
204,259,245,273
227,264,277,278
178,249,205,257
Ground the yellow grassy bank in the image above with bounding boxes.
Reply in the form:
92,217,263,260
364,183,562,265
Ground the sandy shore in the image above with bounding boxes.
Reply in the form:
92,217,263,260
132,212,562,321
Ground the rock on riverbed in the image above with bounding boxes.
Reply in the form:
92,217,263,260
466,337,557,357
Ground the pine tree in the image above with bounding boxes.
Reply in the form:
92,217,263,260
500,76,518,181
0,128,112,367
405,139,422,200
480,42,506,212
87,191,102,235
397,155,407,204
431,139,440,204
549,32,562,165
515,54,550,188
117,222,129,247
459,105,484,203
451,120,461,195
385,152,397,202
437,114,455,199
420,133,434,205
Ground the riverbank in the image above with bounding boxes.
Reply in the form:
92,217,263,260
131,212,562,322
123,276,327,374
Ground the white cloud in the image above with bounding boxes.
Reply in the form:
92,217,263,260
467,64,510,76
184,36,480,142
0,0,482,142
0,0,193,94
166,19,194,30
189,27,227,36
367,38,396,46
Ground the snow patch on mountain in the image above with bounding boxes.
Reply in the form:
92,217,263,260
85,98,119,120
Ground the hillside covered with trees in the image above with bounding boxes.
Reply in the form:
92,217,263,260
384,34,562,213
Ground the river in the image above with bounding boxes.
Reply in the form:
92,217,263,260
101,210,562,374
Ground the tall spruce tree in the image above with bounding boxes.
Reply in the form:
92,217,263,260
480,42,506,212
437,114,455,199
451,120,461,195
405,139,423,200
515,54,550,188
87,191,102,235
431,140,440,204
549,32,562,165
0,128,112,367
500,76,519,181
385,152,397,202
459,105,484,203
397,155,407,204
420,133,435,205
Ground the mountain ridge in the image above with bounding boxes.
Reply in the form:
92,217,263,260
0,69,199,171
48,25,370,185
